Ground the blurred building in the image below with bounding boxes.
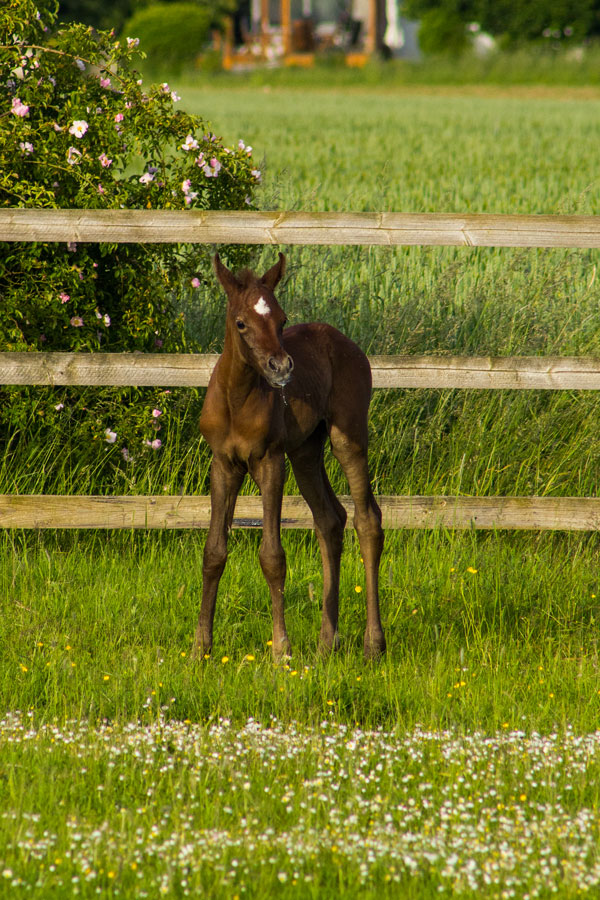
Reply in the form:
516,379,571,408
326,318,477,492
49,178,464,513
223,0,420,69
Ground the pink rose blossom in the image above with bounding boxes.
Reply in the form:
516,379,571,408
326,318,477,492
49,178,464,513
99,76,111,88
114,112,124,122
68,120,88,138
11,97,29,117
203,158,222,178
181,134,198,151
191,277,200,288
104,429,117,444
98,153,112,168
152,408,162,418
70,316,83,327
67,146,81,165
59,292,70,303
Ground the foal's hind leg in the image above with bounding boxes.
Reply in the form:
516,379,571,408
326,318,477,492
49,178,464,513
329,423,386,659
288,425,347,653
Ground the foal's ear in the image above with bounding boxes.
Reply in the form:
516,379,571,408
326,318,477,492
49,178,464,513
213,253,240,297
261,252,286,291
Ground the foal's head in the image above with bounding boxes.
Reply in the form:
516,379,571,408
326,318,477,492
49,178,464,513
214,252,294,388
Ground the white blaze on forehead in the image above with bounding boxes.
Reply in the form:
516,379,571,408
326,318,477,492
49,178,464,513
253,296,271,317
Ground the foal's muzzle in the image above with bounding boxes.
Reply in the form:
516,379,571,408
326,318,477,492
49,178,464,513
266,353,294,387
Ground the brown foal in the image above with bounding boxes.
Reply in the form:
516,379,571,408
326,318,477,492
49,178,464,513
193,252,386,660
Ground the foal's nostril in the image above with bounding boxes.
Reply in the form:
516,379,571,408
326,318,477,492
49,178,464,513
267,356,293,380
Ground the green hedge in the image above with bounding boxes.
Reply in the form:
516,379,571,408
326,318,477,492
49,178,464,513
122,3,213,73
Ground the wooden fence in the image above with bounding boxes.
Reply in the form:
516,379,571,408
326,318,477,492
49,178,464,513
3,208,600,247
2,208,600,532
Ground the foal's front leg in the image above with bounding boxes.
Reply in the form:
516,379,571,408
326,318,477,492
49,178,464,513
193,456,244,658
249,451,291,659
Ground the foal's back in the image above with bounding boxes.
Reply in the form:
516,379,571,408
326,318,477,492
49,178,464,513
280,322,373,455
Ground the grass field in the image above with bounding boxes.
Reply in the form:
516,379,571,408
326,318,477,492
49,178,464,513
3,84,600,896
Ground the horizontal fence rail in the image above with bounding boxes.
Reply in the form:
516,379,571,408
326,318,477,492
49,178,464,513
4,352,600,390
1,495,600,531
3,208,600,248
3,208,600,531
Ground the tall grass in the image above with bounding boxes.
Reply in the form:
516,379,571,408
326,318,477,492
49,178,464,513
177,46,600,89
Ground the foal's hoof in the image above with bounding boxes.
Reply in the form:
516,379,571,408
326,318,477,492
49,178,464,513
363,632,386,660
191,640,212,662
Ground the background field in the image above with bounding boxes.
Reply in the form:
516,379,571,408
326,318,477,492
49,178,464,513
3,84,600,897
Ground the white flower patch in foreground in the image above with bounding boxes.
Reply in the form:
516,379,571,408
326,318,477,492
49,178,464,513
2,714,600,896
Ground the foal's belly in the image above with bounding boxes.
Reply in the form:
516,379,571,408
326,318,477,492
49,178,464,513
281,390,327,454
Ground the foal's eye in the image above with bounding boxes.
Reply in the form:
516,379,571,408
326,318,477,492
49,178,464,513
236,319,246,331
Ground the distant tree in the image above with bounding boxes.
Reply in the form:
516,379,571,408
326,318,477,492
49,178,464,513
58,0,133,32
475,0,600,43
404,0,600,49
57,0,235,34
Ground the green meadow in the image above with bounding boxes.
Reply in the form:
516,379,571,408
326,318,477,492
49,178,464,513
3,84,600,896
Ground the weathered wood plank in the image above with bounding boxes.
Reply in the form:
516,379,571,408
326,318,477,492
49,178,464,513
4,352,600,390
379,495,600,531
369,355,600,390
1,495,600,531
2,209,600,248
0,352,219,387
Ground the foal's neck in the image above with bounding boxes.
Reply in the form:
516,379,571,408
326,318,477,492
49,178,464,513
219,321,264,408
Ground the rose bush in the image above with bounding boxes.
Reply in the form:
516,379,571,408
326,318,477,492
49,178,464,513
0,0,259,488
